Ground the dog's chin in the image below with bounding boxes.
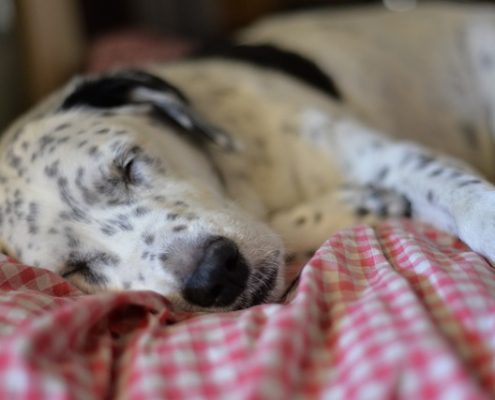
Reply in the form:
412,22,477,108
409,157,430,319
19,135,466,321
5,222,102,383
177,283,286,313
172,271,285,313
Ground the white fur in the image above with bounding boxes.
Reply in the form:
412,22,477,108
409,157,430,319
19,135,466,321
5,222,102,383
2,3,495,311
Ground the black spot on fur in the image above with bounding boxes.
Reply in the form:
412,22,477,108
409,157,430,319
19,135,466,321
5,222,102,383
429,168,444,177
57,177,90,223
44,161,60,178
458,179,482,187
377,204,390,218
415,154,434,169
38,134,55,153
56,136,70,145
88,146,99,157
173,225,187,232
75,167,99,205
167,213,179,221
106,214,134,231
100,225,117,236
143,234,155,245
356,207,370,217
8,154,22,169
117,214,134,230
402,198,413,218
63,251,119,285
295,216,306,226
64,227,80,249
450,170,463,179
25,202,39,234
427,190,434,203
185,212,198,221
54,123,71,131
132,207,149,217
376,167,389,181
400,152,415,167
159,253,168,263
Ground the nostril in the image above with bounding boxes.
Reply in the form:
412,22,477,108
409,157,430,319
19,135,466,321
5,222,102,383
208,236,238,264
182,236,249,308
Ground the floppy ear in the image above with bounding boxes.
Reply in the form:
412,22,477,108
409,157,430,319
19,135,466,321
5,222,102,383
60,70,236,150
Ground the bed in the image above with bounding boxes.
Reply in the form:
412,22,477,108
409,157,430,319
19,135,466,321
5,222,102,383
6,9,495,397
1,220,495,399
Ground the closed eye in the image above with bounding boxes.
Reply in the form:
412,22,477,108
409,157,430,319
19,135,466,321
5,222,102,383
122,157,136,184
115,145,144,185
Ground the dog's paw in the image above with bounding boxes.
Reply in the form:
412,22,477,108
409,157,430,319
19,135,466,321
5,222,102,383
455,192,495,262
340,184,412,219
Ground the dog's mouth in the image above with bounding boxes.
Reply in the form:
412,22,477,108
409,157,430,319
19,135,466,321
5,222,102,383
60,259,108,292
58,244,286,311
232,252,284,310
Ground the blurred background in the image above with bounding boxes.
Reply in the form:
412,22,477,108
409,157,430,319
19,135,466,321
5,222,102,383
0,0,493,130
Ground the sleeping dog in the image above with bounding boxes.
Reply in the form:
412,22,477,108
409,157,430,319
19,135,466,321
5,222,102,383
2,3,495,311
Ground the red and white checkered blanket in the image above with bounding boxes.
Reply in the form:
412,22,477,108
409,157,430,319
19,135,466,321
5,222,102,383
1,221,495,399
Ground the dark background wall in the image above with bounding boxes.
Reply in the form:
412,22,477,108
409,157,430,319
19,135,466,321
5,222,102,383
1,0,495,130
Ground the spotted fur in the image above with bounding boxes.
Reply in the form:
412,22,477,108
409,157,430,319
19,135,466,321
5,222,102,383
2,3,495,311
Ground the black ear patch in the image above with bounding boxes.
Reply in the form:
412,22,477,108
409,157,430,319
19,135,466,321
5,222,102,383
61,70,189,109
60,70,235,150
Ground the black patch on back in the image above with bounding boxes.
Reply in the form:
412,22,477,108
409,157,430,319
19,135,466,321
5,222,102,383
196,43,343,101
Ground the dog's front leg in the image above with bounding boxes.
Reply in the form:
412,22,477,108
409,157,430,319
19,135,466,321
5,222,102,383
320,115,495,261
301,109,495,259
269,186,407,257
269,191,363,258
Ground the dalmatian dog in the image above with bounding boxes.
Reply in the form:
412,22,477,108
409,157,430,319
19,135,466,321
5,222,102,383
2,3,495,311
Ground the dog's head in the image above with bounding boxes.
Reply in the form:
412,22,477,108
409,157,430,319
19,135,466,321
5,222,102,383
0,70,286,311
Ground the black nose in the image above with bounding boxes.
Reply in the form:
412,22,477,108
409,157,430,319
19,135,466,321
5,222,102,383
183,237,249,308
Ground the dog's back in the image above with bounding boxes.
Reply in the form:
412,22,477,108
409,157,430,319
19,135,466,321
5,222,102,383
239,3,495,177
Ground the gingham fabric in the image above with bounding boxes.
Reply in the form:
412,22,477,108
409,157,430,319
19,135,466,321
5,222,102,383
1,221,495,399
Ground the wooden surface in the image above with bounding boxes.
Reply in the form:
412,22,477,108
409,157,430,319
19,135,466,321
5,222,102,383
15,0,86,103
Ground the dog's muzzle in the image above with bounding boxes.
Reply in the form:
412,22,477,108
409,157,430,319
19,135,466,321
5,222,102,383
182,236,249,308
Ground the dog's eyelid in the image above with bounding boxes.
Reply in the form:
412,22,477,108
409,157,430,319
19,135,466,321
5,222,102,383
123,158,136,181
115,145,142,164
126,144,143,157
